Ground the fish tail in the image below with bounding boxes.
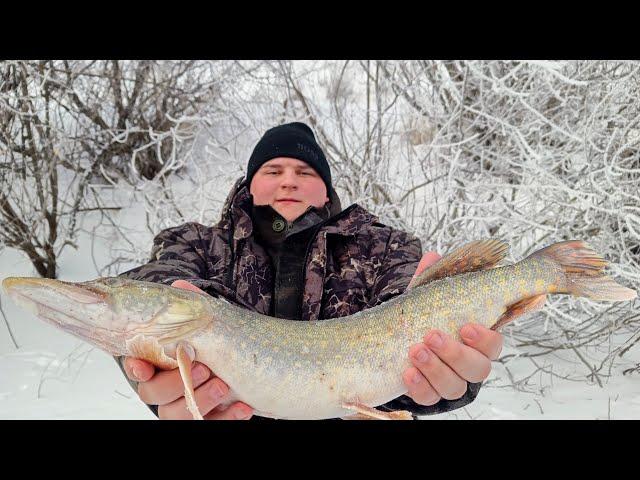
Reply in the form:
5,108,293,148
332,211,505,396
529,241,636,301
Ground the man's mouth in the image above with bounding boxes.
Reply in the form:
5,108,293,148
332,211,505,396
276,199,302,203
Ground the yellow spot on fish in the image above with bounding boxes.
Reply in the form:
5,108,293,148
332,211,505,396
518,279,529,296
534,279,545,292
448,320,457,333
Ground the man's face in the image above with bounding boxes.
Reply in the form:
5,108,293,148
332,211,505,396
250,157,329,222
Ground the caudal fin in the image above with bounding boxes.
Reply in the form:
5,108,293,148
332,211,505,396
529,240,636,301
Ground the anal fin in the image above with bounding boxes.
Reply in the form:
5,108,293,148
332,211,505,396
490,294,547,331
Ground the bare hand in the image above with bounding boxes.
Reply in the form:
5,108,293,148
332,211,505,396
121,280,254,420
402,251,504,406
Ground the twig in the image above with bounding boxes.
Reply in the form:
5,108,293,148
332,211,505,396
114,390,131,399
534,399,544,415
0,294,19,349
564,332,604,388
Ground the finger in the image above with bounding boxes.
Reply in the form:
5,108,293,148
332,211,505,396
171,279,205,294
409,344,468,400
414,251,442,277
460,323,504,360
421,330,492,383
123,357,156,382
158,376,230,420
402,367,441,406
138,362,211,405
204,402,254,420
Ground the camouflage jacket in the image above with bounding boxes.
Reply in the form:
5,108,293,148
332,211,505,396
117,178,481,418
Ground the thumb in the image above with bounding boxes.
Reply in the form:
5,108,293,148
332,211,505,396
171,279,205,295
413,251,442,278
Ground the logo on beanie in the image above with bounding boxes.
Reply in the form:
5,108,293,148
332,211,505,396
297,142,319,161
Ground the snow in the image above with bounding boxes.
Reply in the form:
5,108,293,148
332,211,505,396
0,226,157,420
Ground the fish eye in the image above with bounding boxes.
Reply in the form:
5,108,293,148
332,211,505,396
95,277,122,288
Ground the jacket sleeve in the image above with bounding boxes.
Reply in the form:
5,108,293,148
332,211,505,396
366,227,483,418
118,222,236,300
365,228,423,309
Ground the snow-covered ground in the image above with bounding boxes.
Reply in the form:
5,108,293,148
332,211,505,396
0,212,157,420
1,211,638,420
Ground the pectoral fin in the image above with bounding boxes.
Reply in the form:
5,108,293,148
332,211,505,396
125,335,179,370
176,342,203,420
408,239,509,290
125,336,203,420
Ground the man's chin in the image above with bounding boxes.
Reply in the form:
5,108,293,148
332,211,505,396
272,203,308,222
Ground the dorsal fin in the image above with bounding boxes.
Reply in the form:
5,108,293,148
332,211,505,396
407,239,509,290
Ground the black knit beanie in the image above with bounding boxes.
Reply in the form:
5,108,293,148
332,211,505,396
246,122,332,190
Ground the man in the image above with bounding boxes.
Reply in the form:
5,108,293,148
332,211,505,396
116,122,503,420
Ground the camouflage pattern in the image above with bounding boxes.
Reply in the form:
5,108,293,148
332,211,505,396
118,177,482,417
120,178,423,322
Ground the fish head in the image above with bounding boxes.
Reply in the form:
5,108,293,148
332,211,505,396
2,276,211,356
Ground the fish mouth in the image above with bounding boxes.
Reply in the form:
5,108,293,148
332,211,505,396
2,277,125,354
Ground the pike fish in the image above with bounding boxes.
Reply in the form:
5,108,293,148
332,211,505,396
2,240,636,420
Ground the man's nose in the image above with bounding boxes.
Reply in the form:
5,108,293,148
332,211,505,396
279,170,298,188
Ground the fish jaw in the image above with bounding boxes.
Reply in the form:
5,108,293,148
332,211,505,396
2,276,128,355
